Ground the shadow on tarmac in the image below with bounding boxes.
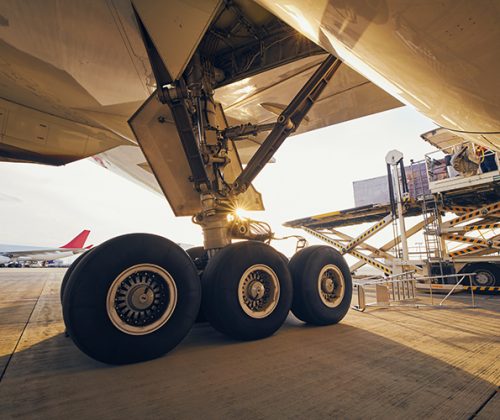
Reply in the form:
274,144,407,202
0,315,497,419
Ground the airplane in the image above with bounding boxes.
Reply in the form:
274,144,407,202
0,1,498,364
0,230,92,266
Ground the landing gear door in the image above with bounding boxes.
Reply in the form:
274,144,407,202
132,0,222,81
128,93,265,216
129,93,201,216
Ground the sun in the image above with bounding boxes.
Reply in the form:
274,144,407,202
234,207,252,219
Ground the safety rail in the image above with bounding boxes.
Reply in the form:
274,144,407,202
353,272,416,312
425,142,498,183
415,273,477,307
353,272,478,311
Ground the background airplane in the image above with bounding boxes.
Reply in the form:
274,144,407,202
0,229,92,267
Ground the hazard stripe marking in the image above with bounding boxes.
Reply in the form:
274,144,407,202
462,286,500,291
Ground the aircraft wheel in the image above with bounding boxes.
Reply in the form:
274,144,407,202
60,247,96,304
289,246,352,325
202,241,292,340
62,233,201,364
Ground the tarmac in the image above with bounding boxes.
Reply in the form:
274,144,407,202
0,268,498,419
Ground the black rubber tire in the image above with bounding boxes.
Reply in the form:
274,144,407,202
62,233,201,364
202,241,293,340
277,251,289,264
185,246,208,323
289,245,352,325
186,246,208,271
465,263,499,287
60,248,96,304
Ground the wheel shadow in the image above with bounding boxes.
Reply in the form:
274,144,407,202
0,314,497,419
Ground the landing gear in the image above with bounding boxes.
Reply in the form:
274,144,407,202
62,234,201,364
59,12,348,364
289,246,352,325
202,241,292,340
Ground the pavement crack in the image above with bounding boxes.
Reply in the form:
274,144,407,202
0,278,47,384
468,387,499,419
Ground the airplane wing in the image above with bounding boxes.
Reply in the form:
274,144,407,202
0,0,402,195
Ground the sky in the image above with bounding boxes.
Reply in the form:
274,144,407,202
0,106,437,262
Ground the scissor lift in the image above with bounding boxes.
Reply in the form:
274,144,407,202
284,147,500,291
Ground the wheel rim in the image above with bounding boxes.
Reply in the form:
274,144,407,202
106,264,177,335
317,264,345,308
475,270,495,286
238,264,280,319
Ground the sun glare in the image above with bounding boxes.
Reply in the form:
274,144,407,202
234,207,252,219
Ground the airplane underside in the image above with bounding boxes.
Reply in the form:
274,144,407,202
1,0,498,364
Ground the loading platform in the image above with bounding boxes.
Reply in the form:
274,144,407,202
284,199,500,276
284,151,500,282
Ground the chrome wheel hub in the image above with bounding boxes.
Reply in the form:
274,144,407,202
106,264,177,335
238,265,280,319
321,277,335,294
128,284,155,310
317,264,345,308
249,281,266,299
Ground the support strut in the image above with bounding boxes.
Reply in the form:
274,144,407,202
232,55,341,193
162,82,211,191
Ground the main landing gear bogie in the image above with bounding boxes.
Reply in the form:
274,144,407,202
78,13,351,365
61,236,352,364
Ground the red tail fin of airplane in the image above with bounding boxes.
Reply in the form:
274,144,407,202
60,230,90,249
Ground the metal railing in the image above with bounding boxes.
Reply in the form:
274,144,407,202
353,271,416,312
425,142,498,183
353,272,478,311
415,273,477,307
